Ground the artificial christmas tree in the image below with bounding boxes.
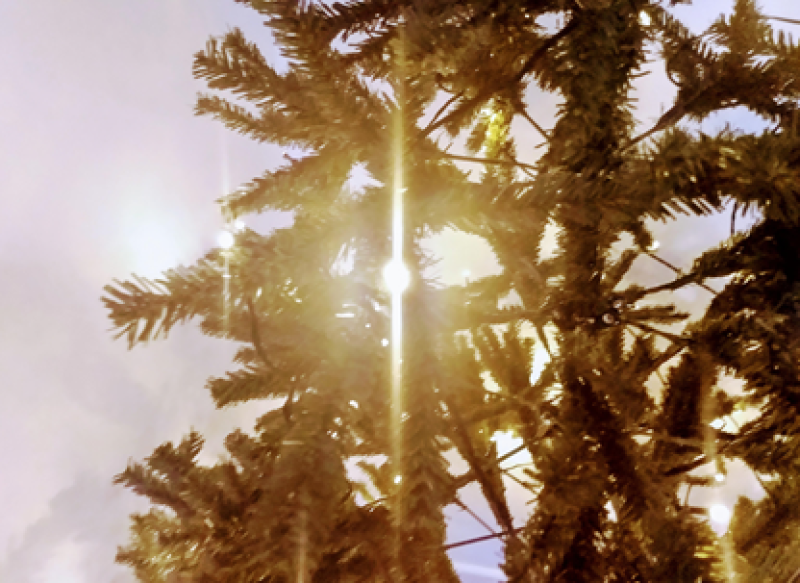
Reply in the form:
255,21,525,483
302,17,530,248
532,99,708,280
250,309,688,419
106,0,800,580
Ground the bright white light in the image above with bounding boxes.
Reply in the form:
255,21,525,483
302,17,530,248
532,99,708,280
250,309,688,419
639,10,651,26
349,400,359,409
710,418,725,430
335,312,355,319
381,338,389,347
648,240,660,251
605,501,618,522
393,475,402,484
715,473,725,483
462,269,471,279
383,260,410,293
709,503,732,532
233,219,246,231
217,230,235,249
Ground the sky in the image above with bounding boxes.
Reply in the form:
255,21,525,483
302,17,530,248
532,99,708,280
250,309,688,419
0,1,798,582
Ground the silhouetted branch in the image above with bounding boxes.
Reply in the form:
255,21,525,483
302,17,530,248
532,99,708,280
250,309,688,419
417,18,578,141
514,101,550,142
444,526,525,550
765,15,800,26
644,251,719,296
436,152,537,172
422,91,464,136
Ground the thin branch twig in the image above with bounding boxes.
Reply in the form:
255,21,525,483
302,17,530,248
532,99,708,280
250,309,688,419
501,468,530,489
451,443,529,491
422,91,464,136
416,18,578,142
623,85,710,151
629,322,692,346
446,398,519,540
437,151,538,172
454,496,497,535
644,251,719,296
444,526,525,550
498,443,527,465
765,15,800,26
514,102,550,142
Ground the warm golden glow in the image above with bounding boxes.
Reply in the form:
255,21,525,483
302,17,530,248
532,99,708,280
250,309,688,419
217,230,235,249
383,260,410,293
389,24,407,572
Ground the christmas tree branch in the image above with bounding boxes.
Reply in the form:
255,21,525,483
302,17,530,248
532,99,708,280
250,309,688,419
244,297,292,422
500,468,529,489
436,152,537,172
623,83,711,151
422,91,464,136
245,297,276,370
417,17,578,142
498,444,528,465
628,322,691,346
454,496,497,535
643,341,686,378
446,398,519,541
513,100,550,142
451,443,530,491
766,15,800,26
644,251,719,296
444,526,525,551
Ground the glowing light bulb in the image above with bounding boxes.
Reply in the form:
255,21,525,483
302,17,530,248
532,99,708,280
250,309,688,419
217,230,235,250
381,338,389,347
383,260,410,293
639,10,651,26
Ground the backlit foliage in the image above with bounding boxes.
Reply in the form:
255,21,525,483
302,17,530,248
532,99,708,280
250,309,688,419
106,0,800,580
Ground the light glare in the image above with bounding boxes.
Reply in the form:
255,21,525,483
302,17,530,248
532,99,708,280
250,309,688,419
217,230,235,249
709,503,731,531
383,260,410,293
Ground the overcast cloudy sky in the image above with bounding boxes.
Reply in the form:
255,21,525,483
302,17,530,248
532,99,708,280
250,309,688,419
0,1,798,581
